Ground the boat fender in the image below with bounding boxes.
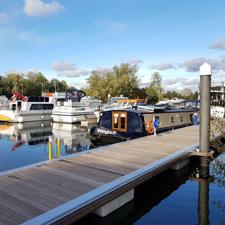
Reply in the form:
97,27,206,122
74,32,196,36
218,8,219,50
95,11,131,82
154,118,160,128
146,119,154,134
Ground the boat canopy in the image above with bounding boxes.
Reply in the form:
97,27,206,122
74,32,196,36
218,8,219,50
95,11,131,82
65,88,86,102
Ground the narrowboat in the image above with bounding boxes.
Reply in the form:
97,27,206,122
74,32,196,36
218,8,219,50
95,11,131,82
89,108,198,144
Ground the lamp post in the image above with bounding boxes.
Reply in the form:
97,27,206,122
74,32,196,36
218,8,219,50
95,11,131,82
108,93,111,104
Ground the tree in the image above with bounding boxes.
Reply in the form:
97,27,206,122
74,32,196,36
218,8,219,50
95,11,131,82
145,72,163,103
0,72,68,97
85,63,140,101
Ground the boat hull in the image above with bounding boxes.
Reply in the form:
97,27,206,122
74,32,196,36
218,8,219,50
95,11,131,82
52,113,97,123
0,110,52,123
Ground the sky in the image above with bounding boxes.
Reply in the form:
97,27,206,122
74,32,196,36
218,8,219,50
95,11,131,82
1,0,225,91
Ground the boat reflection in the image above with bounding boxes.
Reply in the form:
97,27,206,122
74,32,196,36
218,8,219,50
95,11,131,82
49,123,94,159
0,121,52,151
0,121,95,171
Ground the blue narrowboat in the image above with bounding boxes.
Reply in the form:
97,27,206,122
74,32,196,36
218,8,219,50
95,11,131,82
89,108,198,144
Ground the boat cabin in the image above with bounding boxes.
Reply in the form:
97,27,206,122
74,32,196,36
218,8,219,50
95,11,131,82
9,96,54,111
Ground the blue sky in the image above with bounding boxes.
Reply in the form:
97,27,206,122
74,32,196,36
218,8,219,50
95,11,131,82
1,0,225,91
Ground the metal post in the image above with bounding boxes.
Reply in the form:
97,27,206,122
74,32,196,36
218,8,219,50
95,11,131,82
48,141,53,160
199,63,211,167
57,139,61,158
198,165,209,225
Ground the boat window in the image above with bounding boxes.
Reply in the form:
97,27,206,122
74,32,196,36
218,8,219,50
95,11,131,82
43,104,54,110
30,104,54,110
30,104,43,110
112,111,127,132
12,104,16,111
17,101,22,109
120,113,126,129
171,116,174,123
113,113,119,128
180,115,183,122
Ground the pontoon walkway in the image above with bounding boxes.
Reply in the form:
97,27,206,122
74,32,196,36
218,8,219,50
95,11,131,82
0,126,199,225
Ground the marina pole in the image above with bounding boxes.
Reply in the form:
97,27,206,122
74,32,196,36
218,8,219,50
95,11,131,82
199,63,211,167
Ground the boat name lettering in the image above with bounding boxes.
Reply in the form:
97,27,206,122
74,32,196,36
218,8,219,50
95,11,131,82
97,128,117,135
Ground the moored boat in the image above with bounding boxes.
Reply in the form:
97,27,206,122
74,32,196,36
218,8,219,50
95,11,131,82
89,108,199,144
52,88,102,124
0,92,54,123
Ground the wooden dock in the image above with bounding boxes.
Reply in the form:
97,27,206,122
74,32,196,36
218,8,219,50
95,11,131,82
0,126,199,225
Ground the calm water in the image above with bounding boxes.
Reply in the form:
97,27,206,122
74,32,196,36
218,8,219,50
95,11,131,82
0,122,224,225
0,122,94,172
74,155,225,225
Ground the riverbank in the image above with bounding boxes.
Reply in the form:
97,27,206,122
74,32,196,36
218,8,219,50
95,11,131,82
211,118,225,153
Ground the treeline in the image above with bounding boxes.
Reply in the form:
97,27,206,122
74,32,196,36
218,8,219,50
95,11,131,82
0,64,198,102
85,63,198,103
0,72,68,98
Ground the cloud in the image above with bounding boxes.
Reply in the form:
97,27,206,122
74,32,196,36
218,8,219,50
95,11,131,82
210,39,225,50
18,30,46,43
180,57,225,72
51,61,90,78
126,58,143,65
162,77,199,91
71,81,88,89
94,19,128,33
150,63,175,71
24,0,64,17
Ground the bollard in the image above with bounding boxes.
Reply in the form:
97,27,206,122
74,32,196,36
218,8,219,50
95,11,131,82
57,139,61,158
199,63,211,167
48,141,53,160
153,117,156,136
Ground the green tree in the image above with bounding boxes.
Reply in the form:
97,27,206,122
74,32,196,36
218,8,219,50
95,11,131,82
85,63,140,101
145,72,163,103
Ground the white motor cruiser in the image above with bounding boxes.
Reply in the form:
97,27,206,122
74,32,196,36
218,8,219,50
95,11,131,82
0,92,54,123
52,88,101,124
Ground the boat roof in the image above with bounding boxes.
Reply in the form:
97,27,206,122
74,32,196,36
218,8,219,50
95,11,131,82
116,99,145,103
102,108,197,114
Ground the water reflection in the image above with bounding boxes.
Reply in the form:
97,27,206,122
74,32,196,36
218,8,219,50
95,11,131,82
0,121,52,150
52,123,92,154
0,122,94,172
74,156,225,225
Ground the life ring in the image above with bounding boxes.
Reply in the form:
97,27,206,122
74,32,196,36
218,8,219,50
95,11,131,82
146,119,154,135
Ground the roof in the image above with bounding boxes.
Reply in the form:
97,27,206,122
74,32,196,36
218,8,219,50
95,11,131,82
117,99,145,103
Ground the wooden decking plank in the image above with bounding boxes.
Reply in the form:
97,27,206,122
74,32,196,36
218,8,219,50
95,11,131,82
47,160,121,183
19,167,97,195
0,202,27,225
130,137,197,148
110,144,177,155
6,172,80,200
0,176,65,210
66,157,131,175
103,145,169,158
90,150,160,165
0,190,43,220
80,153,141,170
40,164,103,187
